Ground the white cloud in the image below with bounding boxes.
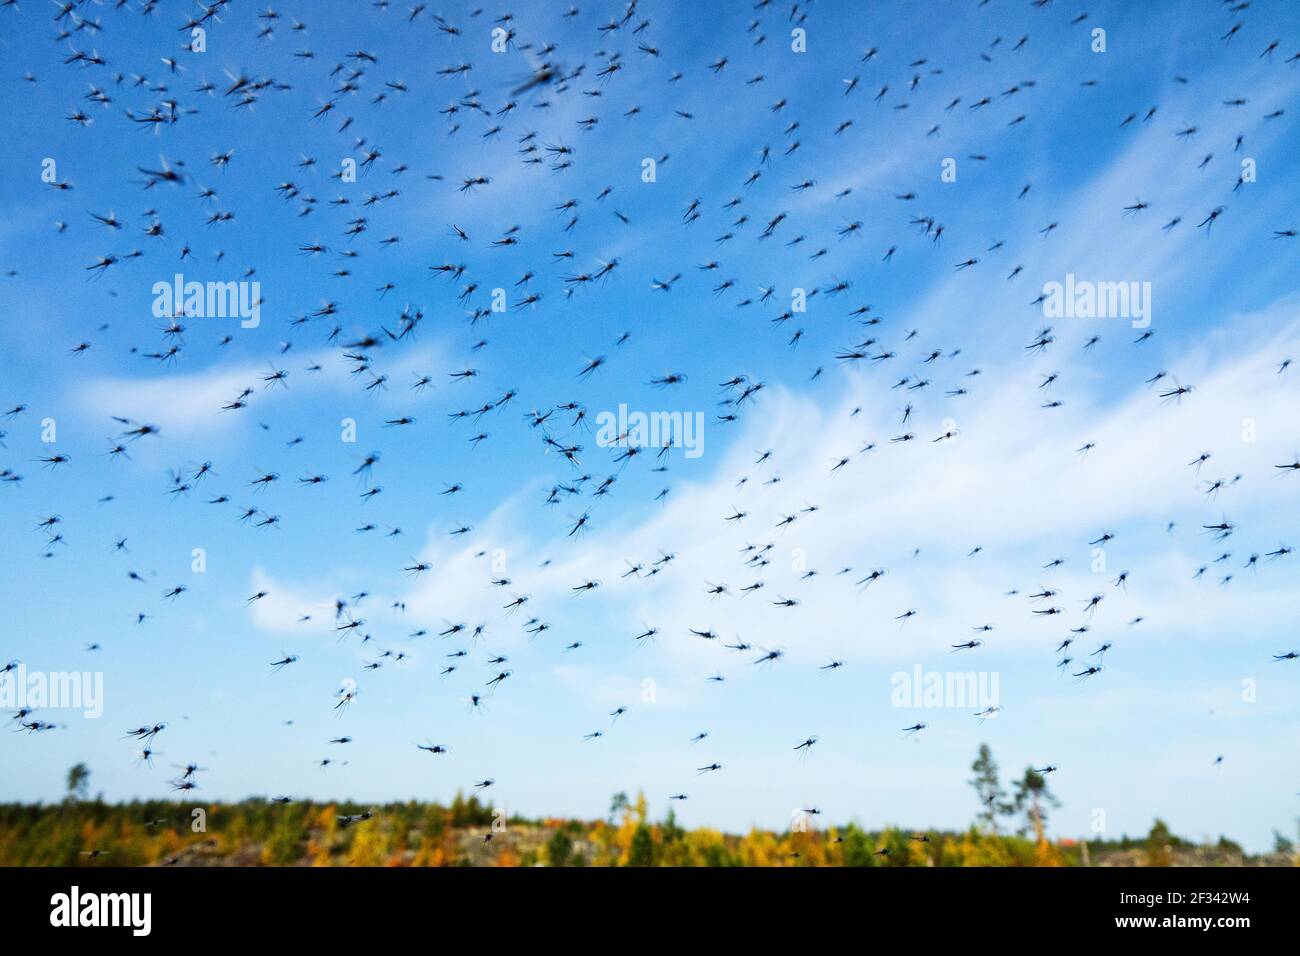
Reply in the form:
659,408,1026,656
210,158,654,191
387,301,1300,670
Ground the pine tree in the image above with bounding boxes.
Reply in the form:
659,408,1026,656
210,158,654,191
968,744,1008,834
628,823,655,866
545,828,572,866
65,764,90,804
1011,768,1060,843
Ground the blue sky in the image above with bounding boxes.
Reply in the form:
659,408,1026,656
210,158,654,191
1,0,1299,852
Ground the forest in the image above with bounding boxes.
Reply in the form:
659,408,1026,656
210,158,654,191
1,746,1292,867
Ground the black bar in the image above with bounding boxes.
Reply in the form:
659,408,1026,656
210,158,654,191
0,865,1285,942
